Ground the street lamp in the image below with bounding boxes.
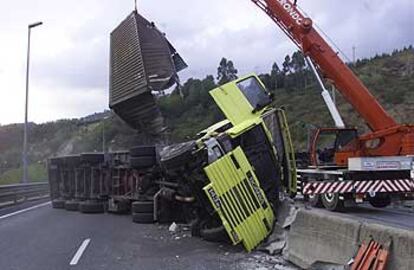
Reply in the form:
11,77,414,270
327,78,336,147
22,21,42,184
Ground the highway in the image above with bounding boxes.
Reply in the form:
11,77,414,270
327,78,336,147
0,200,297,270
344,205,414,230
0,199,412,270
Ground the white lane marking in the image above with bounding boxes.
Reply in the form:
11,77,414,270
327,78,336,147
70,239,91,266
0,201,51,220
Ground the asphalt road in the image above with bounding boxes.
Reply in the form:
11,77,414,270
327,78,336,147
0,200,412,270
0,201,296,270
343,204,414,230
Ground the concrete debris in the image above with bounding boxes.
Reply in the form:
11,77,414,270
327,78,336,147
261,240,286,256
308,262,345,270
258,225,287,256
276,198,299,229
237,252,299,270
169,222,178,232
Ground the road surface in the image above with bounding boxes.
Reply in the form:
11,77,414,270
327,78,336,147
0,199,412,270
0,200,296,270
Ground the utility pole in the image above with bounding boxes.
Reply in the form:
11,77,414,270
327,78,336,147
352,45,356,65
22,21,42,184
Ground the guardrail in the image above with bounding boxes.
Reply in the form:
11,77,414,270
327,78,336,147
0,182,49,207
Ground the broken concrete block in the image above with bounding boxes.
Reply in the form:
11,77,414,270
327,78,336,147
169,222,178,232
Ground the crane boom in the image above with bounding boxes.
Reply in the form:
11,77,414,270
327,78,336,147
252,0,397,131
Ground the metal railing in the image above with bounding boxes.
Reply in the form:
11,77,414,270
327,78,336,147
0,182,49,207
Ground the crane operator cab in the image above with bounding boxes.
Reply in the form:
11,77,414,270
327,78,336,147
309,128,358,167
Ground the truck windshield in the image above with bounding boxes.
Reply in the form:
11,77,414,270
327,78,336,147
237,77,271,112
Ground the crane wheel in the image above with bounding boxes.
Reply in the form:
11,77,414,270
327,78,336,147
306,194,323,208
321,193,345,212
369,196,391,208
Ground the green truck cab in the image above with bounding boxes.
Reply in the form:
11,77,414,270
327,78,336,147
199,74,297,251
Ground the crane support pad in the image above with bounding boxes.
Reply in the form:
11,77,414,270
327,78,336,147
303,179,414,195
203,147,275,252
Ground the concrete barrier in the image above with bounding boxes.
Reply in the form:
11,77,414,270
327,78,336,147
286,208,414,270
358,223,414,270
286,209,360,269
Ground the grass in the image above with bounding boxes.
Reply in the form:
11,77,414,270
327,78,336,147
0,163,48,185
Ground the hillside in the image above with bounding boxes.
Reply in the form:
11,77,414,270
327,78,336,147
0,47,412,184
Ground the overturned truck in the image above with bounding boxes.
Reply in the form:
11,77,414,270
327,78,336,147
48,10,297,252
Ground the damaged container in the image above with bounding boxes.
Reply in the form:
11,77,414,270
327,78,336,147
109,10,187,134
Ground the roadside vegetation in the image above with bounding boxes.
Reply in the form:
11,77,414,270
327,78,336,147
0,46,412,184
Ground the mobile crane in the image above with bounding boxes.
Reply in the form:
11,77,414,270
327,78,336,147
251,0,414,210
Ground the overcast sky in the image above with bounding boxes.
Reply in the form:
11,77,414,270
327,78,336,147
0,0,412,125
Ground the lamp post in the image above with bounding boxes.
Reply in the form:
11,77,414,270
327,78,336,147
22,21,42,184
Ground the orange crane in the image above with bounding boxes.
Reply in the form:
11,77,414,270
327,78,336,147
250,0,414,211
252,0,414,165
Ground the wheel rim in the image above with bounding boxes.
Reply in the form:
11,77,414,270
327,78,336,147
324,193,335,203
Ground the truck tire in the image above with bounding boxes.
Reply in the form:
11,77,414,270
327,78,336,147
130,146,156,157
160,141,195,170
200,225,229,243
79,201,105,214
65,200,80,211
130,156,155,168
132,201,154,213
107,199,130,214
369,197,391,208
306,194,323,208
321,193,344,211
132,212,154,224
52,199,66,209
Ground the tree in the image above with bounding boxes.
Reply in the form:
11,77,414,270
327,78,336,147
270,62,285,89
282,55,292,74
291,51,306,73
217,58,238,85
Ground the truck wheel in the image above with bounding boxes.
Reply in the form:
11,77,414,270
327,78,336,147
132,201,154,213
132,212,154,224
130,156,155,168
306,194,323,208
79,201,105,214
52,199,66,209
321,193,344,211
107,199,130,214
65,200,80,211
130,146,156,157
369,197,391,208
160,141,195,170
200,225,229,243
